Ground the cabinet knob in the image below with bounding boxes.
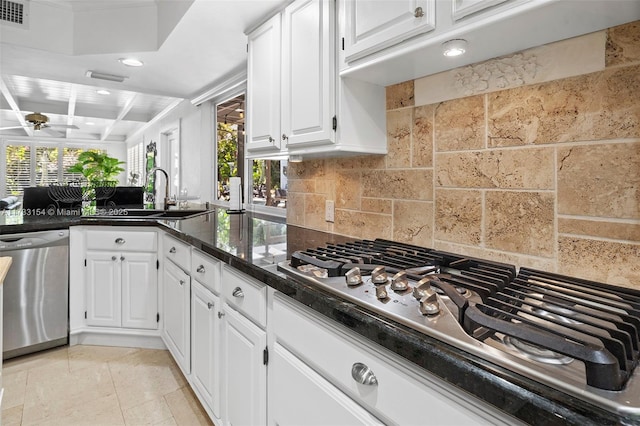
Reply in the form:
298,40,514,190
115,238,125,244
218,311,225,319
268,136,274,143
281,133,288,141
111,256,117,261
169,247,176,254
232,287,244,298
207,302,213,310
179,279,185,286
414,6,424,18
197,265,205,273
120,256,125,261
351,362,378,386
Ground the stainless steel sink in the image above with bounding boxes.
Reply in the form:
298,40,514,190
91,208,209,220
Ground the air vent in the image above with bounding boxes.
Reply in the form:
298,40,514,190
1,0,29,28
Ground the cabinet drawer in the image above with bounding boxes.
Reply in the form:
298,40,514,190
273,294,510,426
86,229,157,252
163,234,191,271
221,266,266,327
191,249,221,294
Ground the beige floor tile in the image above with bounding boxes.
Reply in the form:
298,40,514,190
122,397,174,426
25,393,125,426
68,344,140,373
22,362,117,425
2,369,28,409
3,346,69,377
1,404,24,426
164,386,213,426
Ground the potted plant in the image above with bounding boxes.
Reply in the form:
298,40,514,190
67,151,124,214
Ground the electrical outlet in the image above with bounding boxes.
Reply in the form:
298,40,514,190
325,200,335,222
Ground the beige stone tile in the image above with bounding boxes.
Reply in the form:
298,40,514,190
361,198,392,214
413,105,434,167
488,65,640,146
288,179,315,193
22,363,117,425
558,217,640,242
123,396,174,426
362,169,433,201
3,346,69,377
333,210,392,240
286,192,305,226
485,191,555,256
304,193,328,231
393,201,433,247
286,159,325,179
386,80,414,110
606,21,640,67
25,394,125,426
433,240,556,272
334,155,385,170
109,349,187,411
435,95,485,151
435,189,482,245
557,142,640,219
558,237,640,288
2,404,23,426
314,177,335,197
164,386,213,426
68,344,140,373
436,148,554,189
335,170,361,209
3,369,28,412
386,109,412,169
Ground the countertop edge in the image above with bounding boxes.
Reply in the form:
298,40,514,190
0,256,12,284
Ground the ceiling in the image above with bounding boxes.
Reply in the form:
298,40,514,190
0,0,287,142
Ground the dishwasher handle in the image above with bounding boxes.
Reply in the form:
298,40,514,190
0,230,69,251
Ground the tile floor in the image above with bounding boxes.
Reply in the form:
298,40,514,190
1,345,214,426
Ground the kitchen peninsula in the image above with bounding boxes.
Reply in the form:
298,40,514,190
0,210,628,425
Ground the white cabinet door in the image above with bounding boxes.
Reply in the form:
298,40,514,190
343,0,435,62
247,13,282,152
222,304,266,426
281,0,335,148
86,251,121,328
121,252,158,330
270,342,384,426
191,281,221,418
163,259,191,374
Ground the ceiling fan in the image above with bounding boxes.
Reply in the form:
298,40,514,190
0,112,79,135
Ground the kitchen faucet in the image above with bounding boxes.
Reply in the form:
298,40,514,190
145,167,176,210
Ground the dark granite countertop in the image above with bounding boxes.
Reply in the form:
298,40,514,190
0,208,633,425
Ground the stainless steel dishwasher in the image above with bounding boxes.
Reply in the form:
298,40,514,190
0,229,69,359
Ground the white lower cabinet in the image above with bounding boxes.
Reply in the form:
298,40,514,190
270,341,384,425
191,280,221,418
221,303,267,426
162,258,191,375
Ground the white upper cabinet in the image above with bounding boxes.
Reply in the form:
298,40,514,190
281,0,335,149
247,14,282,152
451,0,510,20
342,0,435,63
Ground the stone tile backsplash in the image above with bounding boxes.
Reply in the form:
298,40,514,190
286,21,640,288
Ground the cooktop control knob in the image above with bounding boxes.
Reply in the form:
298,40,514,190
375,285,388,300
413,277,432,299
390,271,409,291
345,267,363,286
371,266,388,285
419,290,440,316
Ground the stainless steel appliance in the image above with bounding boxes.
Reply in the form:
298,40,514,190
0,229,69,359
278,238,640,419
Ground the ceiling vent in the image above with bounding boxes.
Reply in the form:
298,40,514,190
1,0,29,28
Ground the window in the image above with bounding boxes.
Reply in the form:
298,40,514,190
215,94,244,203
126,143,145,186
250,159,288,209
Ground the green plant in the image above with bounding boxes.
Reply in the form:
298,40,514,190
67,151,124,184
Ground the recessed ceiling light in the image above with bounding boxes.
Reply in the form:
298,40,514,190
86,121,95,125
442,39,468,57
96,89,111,95
119,58,144,67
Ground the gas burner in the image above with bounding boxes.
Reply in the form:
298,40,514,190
503,336,574,365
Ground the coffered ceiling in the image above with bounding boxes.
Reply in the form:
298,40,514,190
0,0,287,142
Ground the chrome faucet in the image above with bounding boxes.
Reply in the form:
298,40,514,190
145,167,176,210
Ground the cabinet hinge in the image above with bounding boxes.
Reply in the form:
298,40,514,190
157,313,160,323
263,347,269,365
332,116,337,131
84,258,87,267
156,259,159,269
341,37,344,51
84,311,87,319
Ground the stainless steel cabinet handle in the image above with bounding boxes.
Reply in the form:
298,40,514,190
169,247,176,253
218,311,225,318
115,238,125,244
179,279,185,286
197,265,205,273
414,6,424,17
207,302,213,310
111,256,117,261
232,287,244,298
351,362,378,386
